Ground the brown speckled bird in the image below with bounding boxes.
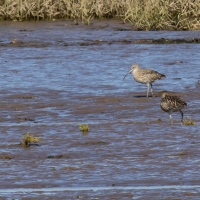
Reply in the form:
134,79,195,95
160,92,187,124
123,64,166,97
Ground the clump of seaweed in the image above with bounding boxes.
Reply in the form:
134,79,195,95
166,152,187,156
182,118,195,125
47,155,64,159
20,132,40,147
47,155,70,159
79,124,89,132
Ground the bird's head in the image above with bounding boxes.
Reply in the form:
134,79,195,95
161,92,168,98
131,63,139,70
123,63,139,81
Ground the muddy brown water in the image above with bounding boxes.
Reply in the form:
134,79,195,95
0,19,200,199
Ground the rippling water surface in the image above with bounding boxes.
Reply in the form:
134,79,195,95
0,20,200,199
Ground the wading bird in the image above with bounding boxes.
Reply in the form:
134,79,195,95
160,92,187,124
123,64,166,97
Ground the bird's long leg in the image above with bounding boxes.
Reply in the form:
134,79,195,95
150,83,154,97
169,114,173,124
180,110,184,123
147,84,149,97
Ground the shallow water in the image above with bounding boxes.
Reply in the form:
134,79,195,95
0,20,200,199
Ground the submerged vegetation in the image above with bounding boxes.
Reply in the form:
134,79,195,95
20,132,40,147
0,0,200,30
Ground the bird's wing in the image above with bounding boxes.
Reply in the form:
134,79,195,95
166,96,187,109
141,69,164,80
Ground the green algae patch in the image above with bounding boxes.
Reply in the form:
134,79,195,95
20,132,40,147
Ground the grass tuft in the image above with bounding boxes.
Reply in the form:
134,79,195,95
0,0,200,30
20,132,40,147
182,118,195,126
79,124,89,132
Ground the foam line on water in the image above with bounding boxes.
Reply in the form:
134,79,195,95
0,185,200,194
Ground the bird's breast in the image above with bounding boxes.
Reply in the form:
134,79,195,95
133,71,150,84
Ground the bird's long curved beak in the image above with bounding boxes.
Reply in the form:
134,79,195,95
123,69,133,80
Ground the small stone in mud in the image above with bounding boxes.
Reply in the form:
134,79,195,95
178,152,187,156
47,156,54,158
115,28,132,31
84,141,108,145
22,95,36,99
55,155,64,158
10,39,17,44
97,141,108,144
47,155,63,158
184,192,193,196
193,38,199,42
64,167,81,170
2,156,13,160
166,152,187,156
18,117,35,122
47,155,70,159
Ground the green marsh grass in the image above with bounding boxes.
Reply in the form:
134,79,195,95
1,0,200,30
79,124,89,132
20,132,40,147
182,118,195,126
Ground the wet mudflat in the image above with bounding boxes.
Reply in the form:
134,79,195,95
0,20,200,199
